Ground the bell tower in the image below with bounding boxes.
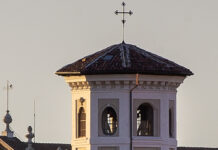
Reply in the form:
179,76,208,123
56,42,193,150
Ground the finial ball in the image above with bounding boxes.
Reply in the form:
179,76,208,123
115,10,118,15
28,126,32,133
3,111,12,124
129,10,133,15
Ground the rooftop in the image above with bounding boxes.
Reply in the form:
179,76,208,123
0,137,217,150
56,42,193,77
0,136,71,150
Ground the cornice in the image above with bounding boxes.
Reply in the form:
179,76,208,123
68,80,181,92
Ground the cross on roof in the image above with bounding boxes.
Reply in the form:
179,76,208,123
115,2,133,42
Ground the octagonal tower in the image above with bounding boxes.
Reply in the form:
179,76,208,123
56,42,193,150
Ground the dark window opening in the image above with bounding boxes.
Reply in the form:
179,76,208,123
137,103,153,136
78,107,86,137
102,107,118,135
169,109,173,137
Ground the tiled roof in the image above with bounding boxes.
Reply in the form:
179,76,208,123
0,136,71,150
56,42,193,76
0,136,25,149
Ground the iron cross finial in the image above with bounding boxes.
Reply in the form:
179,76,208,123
115,2,133,42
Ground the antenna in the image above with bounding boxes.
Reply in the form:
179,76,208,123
34,100,36,143
6,80,13,111
2,80,14,138
7,81,8,111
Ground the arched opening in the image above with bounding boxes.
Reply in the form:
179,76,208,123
169,109,173,137
102,107,118,135
137,103,153,136
78,107,86,137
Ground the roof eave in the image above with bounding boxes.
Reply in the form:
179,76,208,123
55,71,193,77
55,72,81,76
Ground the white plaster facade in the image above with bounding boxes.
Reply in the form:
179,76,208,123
64,74,185,150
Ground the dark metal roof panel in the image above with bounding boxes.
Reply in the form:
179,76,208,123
56,42,193,76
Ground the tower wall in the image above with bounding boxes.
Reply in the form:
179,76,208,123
65,74,185,150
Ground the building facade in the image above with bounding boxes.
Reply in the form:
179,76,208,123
56,42,193,150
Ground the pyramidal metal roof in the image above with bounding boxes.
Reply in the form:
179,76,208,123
56,42,193,76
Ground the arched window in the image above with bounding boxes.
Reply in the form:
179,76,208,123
137,103,153,136
169,109,173,137
102,107,118,135
78,107,86,137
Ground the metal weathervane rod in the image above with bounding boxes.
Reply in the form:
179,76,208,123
115,2,133,42
6,80,13,112
34,99,36,143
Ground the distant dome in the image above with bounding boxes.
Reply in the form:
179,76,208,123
56,42,193,76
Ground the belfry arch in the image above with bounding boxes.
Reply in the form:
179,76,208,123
102,107,118,135
137,103,154,136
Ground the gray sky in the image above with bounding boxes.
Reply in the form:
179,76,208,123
0,0,218,147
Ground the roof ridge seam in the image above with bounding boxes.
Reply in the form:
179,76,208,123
119,44,131,68
119,44,127,68
124,44,131,67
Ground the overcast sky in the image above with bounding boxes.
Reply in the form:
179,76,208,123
0,0,218,147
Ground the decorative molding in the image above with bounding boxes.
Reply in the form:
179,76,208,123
68,80,181,91
79,97,85,105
